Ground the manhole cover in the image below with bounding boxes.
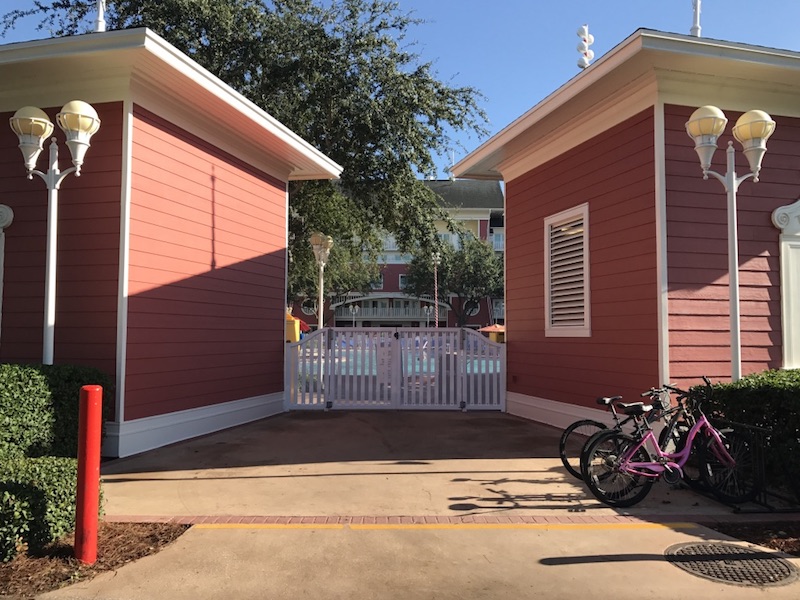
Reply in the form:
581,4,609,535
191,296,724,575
665,542,798,587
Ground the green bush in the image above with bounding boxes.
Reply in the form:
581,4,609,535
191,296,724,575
0,363,113,561
703,369,800,500
40,364,115,457
0,363,114,458
1,456,78,562
0,365,54,457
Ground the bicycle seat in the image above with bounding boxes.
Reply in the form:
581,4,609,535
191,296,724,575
596,395,623,406
616,402,653,416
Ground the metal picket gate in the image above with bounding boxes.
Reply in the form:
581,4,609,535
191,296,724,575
284,327,506,411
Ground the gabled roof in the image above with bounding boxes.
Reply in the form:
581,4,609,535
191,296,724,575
423,179,504,210
453,29,800,181
0,28,342,181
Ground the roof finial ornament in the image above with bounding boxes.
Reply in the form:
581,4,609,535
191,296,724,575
690,0,702,37
94,0,107,33
577,25,594,70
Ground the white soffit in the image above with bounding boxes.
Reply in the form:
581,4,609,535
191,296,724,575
454,29,800,181
0,29,342,181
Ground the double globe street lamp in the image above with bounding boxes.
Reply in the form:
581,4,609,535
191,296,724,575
309,231,334,329
685,105,776,381
9,101,101,365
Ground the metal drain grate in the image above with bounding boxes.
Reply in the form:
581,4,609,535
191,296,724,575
665,542,798,587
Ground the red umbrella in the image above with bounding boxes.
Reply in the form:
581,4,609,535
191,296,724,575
478,324,505,333
298,319,311,333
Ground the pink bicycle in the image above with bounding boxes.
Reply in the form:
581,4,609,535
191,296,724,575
582,378,758,508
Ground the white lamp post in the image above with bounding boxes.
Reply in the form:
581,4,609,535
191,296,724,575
348,303,360,327
10,101,101,365
423,304,433,327
309,231,334,329
685,105,775,381
433,252,441,328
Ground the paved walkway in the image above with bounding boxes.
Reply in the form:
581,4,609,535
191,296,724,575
39,411,800,599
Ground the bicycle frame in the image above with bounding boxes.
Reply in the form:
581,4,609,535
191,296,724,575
618,413,735,479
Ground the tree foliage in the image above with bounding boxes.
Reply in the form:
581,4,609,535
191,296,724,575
404,237,503,327
2,0,488,300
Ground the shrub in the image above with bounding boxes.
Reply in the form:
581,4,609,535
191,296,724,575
703,369,800,500
0,456,79,562
0,365,54,457
0,363,114,458
40,364,115,457
0,363,113,561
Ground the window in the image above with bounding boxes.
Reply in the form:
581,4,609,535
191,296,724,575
370,274,384,290
300,298,317,316
464,300,480,317
398,274,408,289
544,203,590,337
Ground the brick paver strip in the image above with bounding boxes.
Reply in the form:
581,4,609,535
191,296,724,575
101,512,800,526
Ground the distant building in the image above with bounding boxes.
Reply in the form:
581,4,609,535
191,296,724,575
298,179,505,329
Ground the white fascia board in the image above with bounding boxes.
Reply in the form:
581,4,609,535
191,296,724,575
138,30,342,181
453,29,646,181
0,29,343,181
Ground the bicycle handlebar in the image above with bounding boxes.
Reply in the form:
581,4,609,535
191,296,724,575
639,377,713,403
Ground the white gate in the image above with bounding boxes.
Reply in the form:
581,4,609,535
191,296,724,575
284,327,505,411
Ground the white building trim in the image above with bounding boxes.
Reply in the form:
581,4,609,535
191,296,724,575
653,103,670,385
772,199,800,369
0,205,14,349
103,392,284,458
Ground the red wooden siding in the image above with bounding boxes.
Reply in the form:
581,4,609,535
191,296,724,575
126,106,286,420
504,109,659,408
0,102,122,375
664,104,797,383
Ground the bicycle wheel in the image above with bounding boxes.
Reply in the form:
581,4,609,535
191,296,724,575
700,430,759,504
579,427,618,481
582,431,654,508
559,419,607,480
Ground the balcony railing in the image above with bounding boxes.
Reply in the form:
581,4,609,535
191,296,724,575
334,305,446,321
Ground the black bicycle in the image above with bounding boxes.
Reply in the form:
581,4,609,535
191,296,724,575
560,384,690,481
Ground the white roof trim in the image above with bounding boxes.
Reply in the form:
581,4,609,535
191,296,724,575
454,29,800,181
0,28,342,181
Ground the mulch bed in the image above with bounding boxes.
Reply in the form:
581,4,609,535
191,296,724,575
0,521,188,599
705,521,800,557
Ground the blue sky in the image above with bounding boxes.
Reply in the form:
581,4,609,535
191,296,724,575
3,1,800,176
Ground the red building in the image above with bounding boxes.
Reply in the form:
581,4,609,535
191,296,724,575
454,29,800,429
0,29,341,457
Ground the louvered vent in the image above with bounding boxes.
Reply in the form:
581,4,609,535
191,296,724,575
548,217,585,327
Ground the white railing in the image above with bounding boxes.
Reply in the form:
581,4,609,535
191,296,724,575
285,327,506,411
333,305,446,320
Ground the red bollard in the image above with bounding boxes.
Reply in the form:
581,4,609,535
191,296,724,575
75,385,103,565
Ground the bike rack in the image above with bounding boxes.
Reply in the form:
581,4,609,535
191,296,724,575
710,418,800,514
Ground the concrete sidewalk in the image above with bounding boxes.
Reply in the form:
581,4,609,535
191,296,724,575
39,411,800,599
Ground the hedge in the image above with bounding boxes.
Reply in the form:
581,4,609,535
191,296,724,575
0,363,113,562
0,456,79,562
0,363,114,458
703,368,800,501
